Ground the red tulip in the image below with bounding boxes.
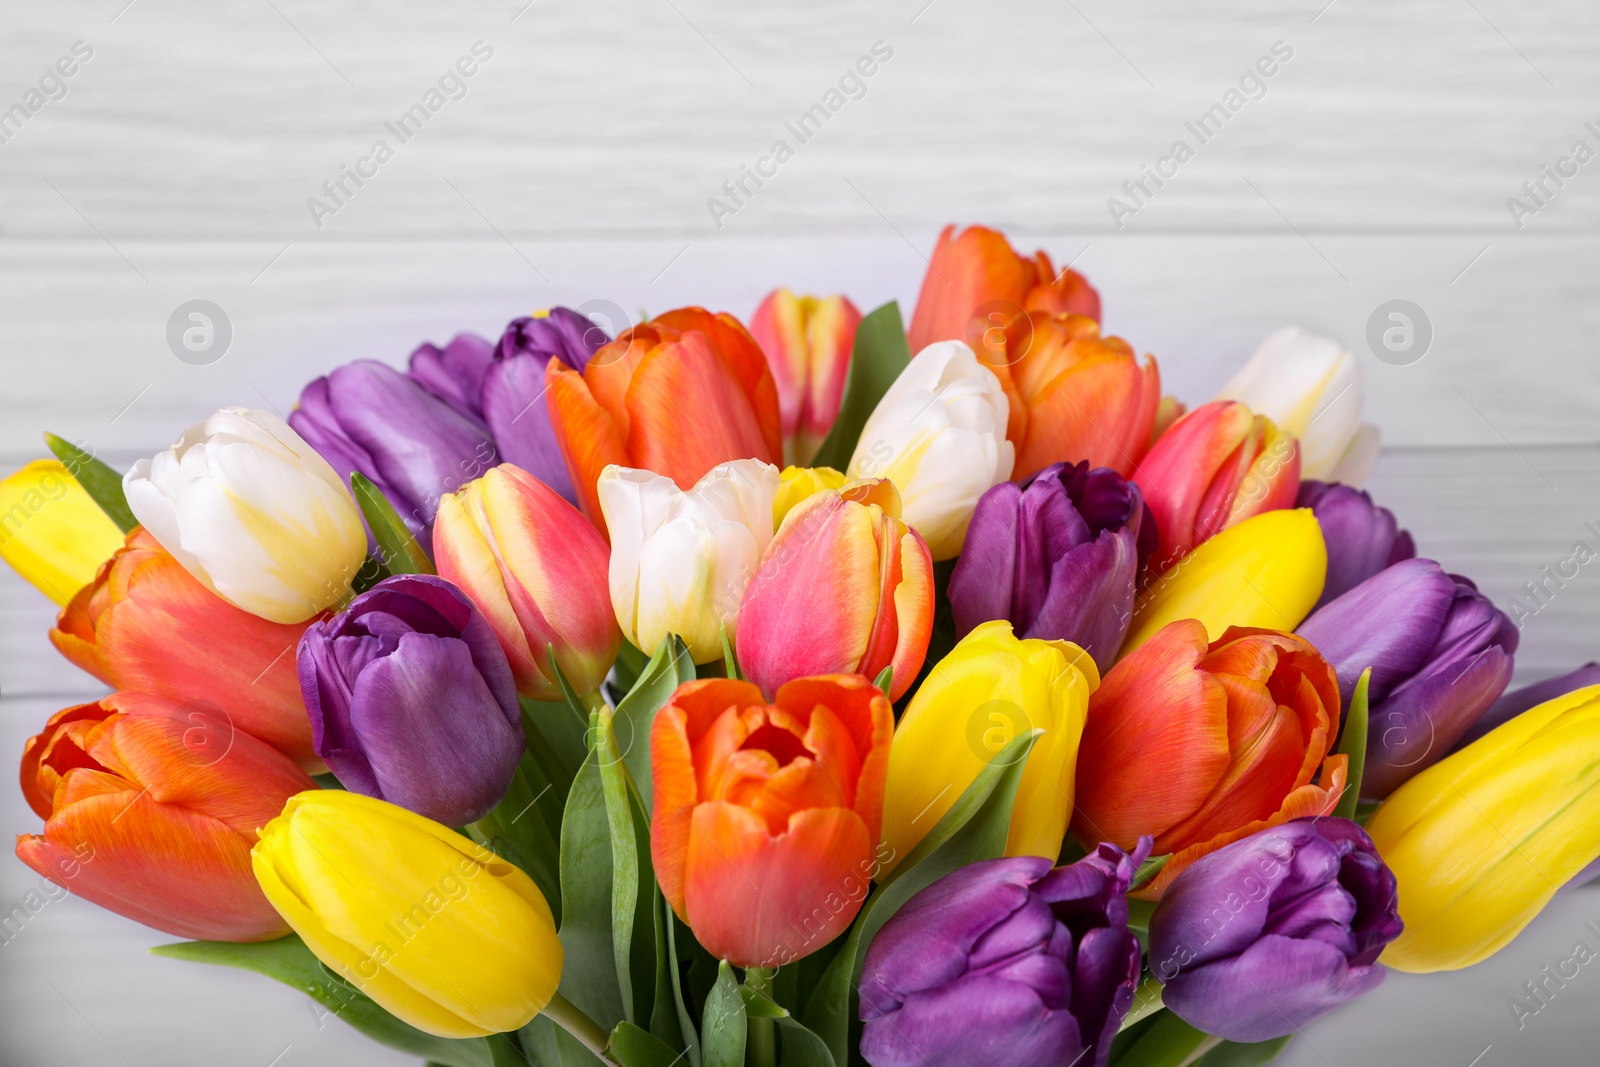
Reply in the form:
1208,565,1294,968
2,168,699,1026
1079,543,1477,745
16,692,316,941
749,289,862,466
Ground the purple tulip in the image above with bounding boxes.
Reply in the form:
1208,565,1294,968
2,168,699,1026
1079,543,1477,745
1298,558,1518,798
1454,661,1600,751
948,462,1155,671
477,308,611,504
291,360,498,536
408,332,496,424
297,574,524,827
1297,480,1415,608
859,841,1149,1067
1149,818,1401,1044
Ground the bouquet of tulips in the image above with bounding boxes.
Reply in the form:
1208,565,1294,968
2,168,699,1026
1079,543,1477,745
6,224,1599,1067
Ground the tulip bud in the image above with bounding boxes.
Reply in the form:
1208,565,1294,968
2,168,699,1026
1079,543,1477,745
846,341,1013,560
738,479,934,702
1149,818,1402,1042
1298,480,1415,608
298,575,524,826
1365,685,1600,972
291,361,499,538
434,464,620,700
16,692,316,941
860,843,1148,1067
750,289,862,466
650,675,893,968
1133,400,1301,572
0,459,124,605
772,464,847,526
949,462,1153,672
907,224,1101,354
1122,507,1327,657
1216,327,1380,484
598,459,779,664
253,791,562,1037
1454,661,1600,751
123,407,367,624
1299,558,1517,798
51,528,320,768
545,307,782,533
1073,621,1347,897
406,331,496,424
881,621,1098,864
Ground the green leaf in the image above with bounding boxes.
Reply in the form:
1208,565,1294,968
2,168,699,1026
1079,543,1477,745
617,636,695,817
871,665,893,696
701,962,747,1067
595,709,645,1025
719,624,743,681
350,554,392,594
608,1021,683,1067
45,433,136,532
656,891,702,1067
802,729,1042,1064
1194,1036,1296,1066
611,640,650,697
351,473,434,575
737,984,789,1020
557,728,627,1032
1132,852,1171,893
469,754,563,924
520,1016,606,1066
150,936,492,1067
1109,1010,1220,1067
1333,667,1372,820
808,302,912,471
773,1016,837,1067
522,698,590,806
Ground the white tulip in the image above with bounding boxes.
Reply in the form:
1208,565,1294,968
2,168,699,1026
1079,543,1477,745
123,407,367,623
1215,327,1380,484
846,340,1014,560
598,459,779,664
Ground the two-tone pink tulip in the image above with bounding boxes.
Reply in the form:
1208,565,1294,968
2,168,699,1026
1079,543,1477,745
749,289,861,466
736,478,933,702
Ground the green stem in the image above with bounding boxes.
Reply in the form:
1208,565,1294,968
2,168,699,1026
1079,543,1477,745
582,689,610,716
541,991,617,1064
1111,1010,1220,1067
745,967,778,1067
1119,976,1164,1031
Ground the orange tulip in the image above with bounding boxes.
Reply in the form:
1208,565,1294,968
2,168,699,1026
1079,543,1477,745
651,675,893,968
1132,400,1300,573
545,307,783,533
1071,621,1346,898
749,289,862,466
49,528,318,769
976,311,1162,480
907,224,1101,354
16,692,316,941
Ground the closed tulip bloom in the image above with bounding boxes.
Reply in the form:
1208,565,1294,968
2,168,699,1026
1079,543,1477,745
434,464,620,700
406,332,496,424
1216,328,1380,484
1455,661,1600,751
253,791,562,1037
291,361,498,536
0,459,124,605
598,460,779,664
545,307,782,532
750,289,862,466
882,621,1098,865
1297,480,1415,608
949,462,1153,672
299,575,523,826
846,341,1013,560
738,479,934,702
860,844,1148,1067
907,224,1101,353
51,528,319,768
1149,818,1402,1042
1073,621,1347,897
772,464,847,526
1366,685,1600,972
1299,558,1518,799
1122,507,1327,657
16,692,316,941
123,408,367,624
651,675,893,968
1134,400,1301,573
980,313,1161,480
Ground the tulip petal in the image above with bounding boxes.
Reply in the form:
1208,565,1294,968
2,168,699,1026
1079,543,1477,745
0,459,125,606
482,354,577,502
544,359,630,528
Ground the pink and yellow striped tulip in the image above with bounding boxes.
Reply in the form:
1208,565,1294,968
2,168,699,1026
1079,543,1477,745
737,478,933,702
750,289,862,467
433,463,620,700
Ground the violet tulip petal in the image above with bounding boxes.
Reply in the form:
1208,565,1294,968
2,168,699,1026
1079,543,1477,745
1027,531,1140,670
1456,662,1600,750
481,354,577,502
861,974,1084,1067
1363,644,1514,797
408,332,496,424
1298,481,1415,607
1297,558,1456,702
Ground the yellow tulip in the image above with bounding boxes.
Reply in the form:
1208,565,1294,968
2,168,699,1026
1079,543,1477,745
772,464,847,526
1120,507,1325,657
1366,684,1600,973
252,791,562,1038
880,620,1098,866
0,459,124,605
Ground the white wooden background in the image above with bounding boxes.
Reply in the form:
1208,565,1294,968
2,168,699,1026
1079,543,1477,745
2,0,1599,1064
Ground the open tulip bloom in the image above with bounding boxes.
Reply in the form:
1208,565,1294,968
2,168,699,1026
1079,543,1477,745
5,221,1595,1067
